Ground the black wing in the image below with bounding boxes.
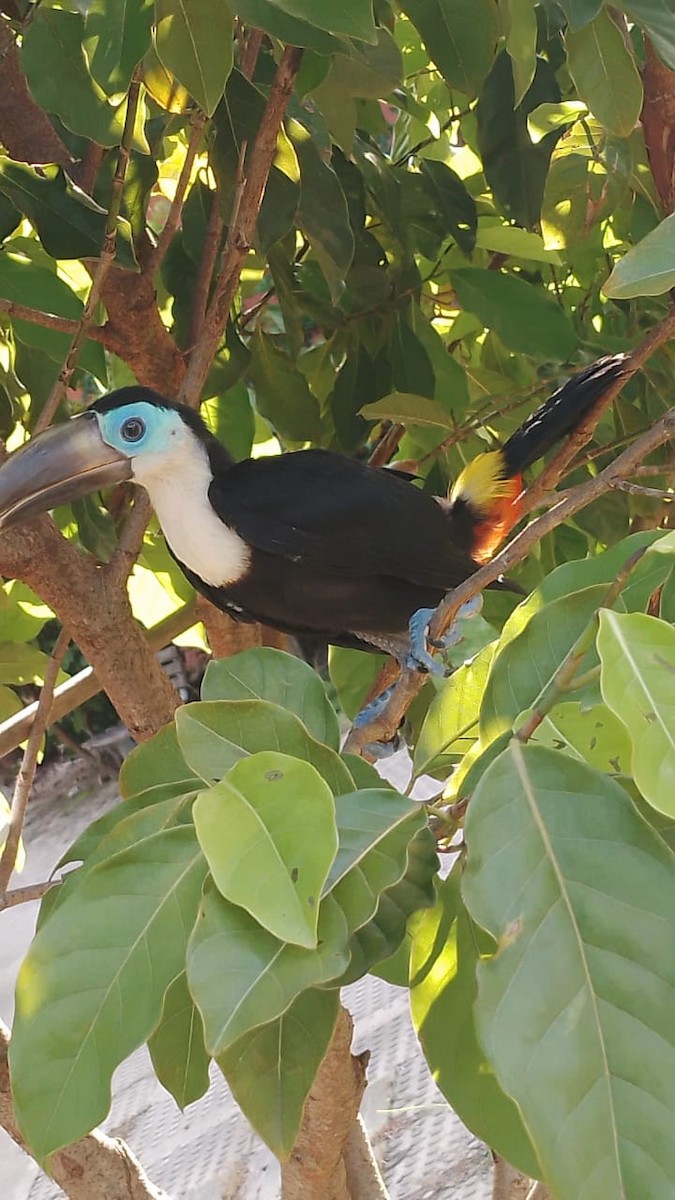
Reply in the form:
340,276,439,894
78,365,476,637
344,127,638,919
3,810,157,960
208,448,476,590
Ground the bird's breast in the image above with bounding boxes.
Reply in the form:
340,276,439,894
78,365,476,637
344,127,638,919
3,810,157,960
144,471,251,587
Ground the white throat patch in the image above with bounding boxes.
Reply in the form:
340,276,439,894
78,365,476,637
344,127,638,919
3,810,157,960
131,426,250,587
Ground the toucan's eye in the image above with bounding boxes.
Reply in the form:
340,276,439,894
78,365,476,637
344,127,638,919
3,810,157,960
120,416,146,443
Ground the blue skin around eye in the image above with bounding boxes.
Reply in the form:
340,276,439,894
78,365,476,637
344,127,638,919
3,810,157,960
96,402,179,456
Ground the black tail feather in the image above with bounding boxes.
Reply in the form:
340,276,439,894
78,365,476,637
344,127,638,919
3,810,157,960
503,354,627,476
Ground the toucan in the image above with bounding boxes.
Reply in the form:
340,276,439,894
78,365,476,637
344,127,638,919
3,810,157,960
0,355,624,677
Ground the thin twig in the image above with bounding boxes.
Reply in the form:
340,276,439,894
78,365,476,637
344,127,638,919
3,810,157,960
33,68,144,435
0,878,58,911
148,108,208,275
609,478,674,499
0,628,70,891
178,45,303,407
0,298,107,342
368,422,405,467
240,26,263,80
189,182,224,347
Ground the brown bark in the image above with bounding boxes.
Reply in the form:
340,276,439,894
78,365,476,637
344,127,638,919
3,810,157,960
0,518,178,741
281,1008,368,1200
642,39,675,213
0,1021,170,1200
0,24,74,170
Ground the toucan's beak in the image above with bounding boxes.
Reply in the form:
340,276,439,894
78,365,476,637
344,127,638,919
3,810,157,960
0,412,132,531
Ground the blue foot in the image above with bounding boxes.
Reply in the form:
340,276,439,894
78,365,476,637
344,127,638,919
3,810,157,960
353,684,396,728
406,596,484,673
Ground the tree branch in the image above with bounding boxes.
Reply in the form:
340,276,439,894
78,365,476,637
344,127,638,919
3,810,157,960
0,298,108,343
148,109,208,275
0,1021,171,1200
178,45,303,406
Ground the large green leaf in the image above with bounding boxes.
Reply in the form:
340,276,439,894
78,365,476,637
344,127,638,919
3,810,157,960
233,0,346,52
500,0,537,106
186,887,350,1055
217,987,339,1159
565,10,643,138
201,647,340,749
120,722,202,806
400,0,499,96
248,330,322,443
411,871,540,1177
0,641,52,686
288,120,354,302
463,742,675,1200
10,827,207,1159
155,0,233,116
598,610,675,816
175,699,355,796
0,251,105,376
21,8,148,149
480,584,610,744
449,267,577,360
558,0,603,28
264,0,377,42
477,52,561,228
390,313,436,398
194,752,338,948
413,642,496,778
419,160,477,254
360,391,454,429
148,971,211,1109
531,700,633,778
83,0,154,94
0,162,136,269
604,211,675,299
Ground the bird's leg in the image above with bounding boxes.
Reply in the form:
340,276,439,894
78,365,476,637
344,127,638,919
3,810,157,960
351,594,484,754
405,594,483,673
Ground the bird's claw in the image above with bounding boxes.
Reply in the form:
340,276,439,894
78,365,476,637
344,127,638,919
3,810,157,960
353,684,396,727
406,596,484,675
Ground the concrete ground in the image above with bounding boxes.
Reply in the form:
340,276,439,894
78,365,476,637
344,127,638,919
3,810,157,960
0,746,493,1200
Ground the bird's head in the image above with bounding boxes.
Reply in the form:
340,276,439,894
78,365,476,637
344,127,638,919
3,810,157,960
0,387,222,530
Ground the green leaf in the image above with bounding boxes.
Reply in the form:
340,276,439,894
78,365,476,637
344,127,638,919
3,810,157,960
475,222,561,263
390,314,436,398
175,699,355,796
480,585,610,745
217,987,339,1159
0,685,22,725
248,330,322,443
155,0,233,116
0,162,137,269
565,11,643,138
419,160,477,254
328,645,386,721
288,120,354,303
322,29,403,97
186,887,350,1055
148,971,211,1109
531,700,633,777
477,52,562,228
194,752,338,948
411,871,540,1177
340,825,438,984
326,789,427,934
615,0,675,71
21,8,148,149
598,610,675,816
83,0,154,94
0,642,52,686
10,826,207,1159
449,268,577,359
360,391,454,429
557,0,603,29
400,0,499,97
527,100,588,143
120,722,202,806
604,211,675,299
264,0,377,42
0,251,105,376
233,0,346,52
414,642,496,778
501,0,537,106
201,647,340,749
463,741,675,1200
